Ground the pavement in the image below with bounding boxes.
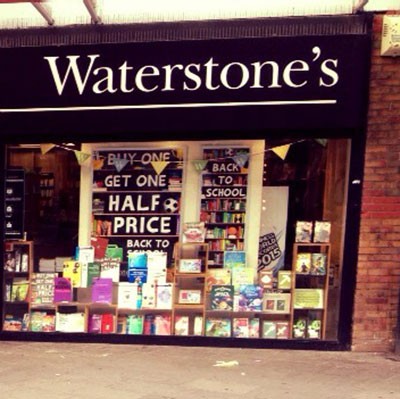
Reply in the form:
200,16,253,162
0,341,399,399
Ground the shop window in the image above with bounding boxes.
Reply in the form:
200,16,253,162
2,139,349,342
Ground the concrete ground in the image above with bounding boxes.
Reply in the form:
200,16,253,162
0,341,399,399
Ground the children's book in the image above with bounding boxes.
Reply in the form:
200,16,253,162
62,260,82,288
147,252,167,284
233,318,249,338
75,246,95,288
154,315,171,335
91,277,113,303
87,262,101,286
210,285,234,311
182,222,206,243
100,259,120,283
262,321,277,339
117,282,139,309
224,251,246,269
231,268,254,292
193,316,203,336
293,317,307,339
263,293,291,314
155,284,173,309
258,270,274,290
205,318,231,337
310,253,327,275
11,279,29,302
237,285,263,311
295,253,312,274
276,321,290,339
101,313,114,333
56,312,86,333
127,315,144,334
174,316,189,336
307,318,322,339
88,314,102,333
54,277,73,303
295,221,313,243
206,269,231,291
141,283,156,309
277,270,292,290
313,221,331,243
249,318,260,338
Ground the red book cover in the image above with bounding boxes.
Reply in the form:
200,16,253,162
101,313,114,334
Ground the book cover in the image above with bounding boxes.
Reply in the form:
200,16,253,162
237,285,263,311
205,318,231,337
154,315,171,335
249,318,260,338
56,312,86,333
224,251,246,269
116,316,127,334
174,315,189,336
178,289,202,304
127,268,148,284
295,253,312,274
258,270,274,290
4,250,16,272
30,311,47,332
233,318,249,338
54,277,73,303
87,262,101,286
143,314,156,335
293,288,324,309
11,279,29,302
193,316,203,336
178,259,202,273
310,253,327,275
313,221,331,243
100,259,121,283
182,221,206,243
232,268,255,291
141,282,156,308
127,252,147,269
206,269,231,291
75,246,95,287
88,314,102,333
3,315,23,331
30,273,56,305
276,321,290,339
263,293,291,314
277,270,292,290
91,277,113,303
155,284,173,309
117,282,139,309
295,221,313,243
147,252,167,284
210,285,234,311
127,315,144,334
307,318,322,339
293,317,307,339
62,260,82,288
101,313,114,333
262,321,277,338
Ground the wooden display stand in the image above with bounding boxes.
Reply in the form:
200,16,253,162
291,243,331,340
172,242,209,336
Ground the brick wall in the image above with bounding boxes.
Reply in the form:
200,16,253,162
352,13,400,352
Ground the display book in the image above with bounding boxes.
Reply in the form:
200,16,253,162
200,147,249,268
204,249,293,339
291,221,331,339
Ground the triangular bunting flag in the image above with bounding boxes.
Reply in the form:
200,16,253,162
40,143,56,155
74,150,91,165
151,161,169,175
315,139,328,147
272,144,291,160
192,160,208,172
114,157,130,173
233,153,249,168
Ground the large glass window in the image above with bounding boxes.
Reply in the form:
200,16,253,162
2,138,349,341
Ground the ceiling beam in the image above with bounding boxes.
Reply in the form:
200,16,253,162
83,0,101,24
31,1,54,26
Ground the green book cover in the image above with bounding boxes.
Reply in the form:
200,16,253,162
87,262,101,287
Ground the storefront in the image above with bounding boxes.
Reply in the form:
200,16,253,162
0,14,372,349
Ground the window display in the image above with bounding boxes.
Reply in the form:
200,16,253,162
2,139,349,341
